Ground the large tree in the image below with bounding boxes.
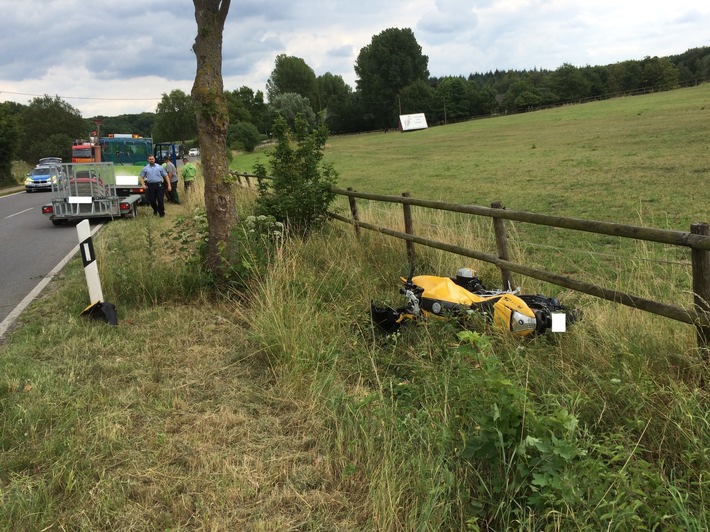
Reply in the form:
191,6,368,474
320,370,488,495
355,28,429,129
317,72,353,133
266,54,319,109
18,95,85,163
0,103,21,185
268,93,317,131
192,0,235,282
434,77,473,124
398,80,434,122
551,63,592,102
153,89,197,142
224,86,268,133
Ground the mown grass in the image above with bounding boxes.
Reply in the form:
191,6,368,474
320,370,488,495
2,86,710,530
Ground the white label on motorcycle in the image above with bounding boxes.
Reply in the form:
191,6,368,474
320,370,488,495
551,312,566,332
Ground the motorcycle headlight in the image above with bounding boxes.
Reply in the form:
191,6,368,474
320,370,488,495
510,310,536,334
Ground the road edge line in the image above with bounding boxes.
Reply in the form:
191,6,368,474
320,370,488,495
0,223,104,340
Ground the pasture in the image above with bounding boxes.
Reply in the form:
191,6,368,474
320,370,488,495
238,83,710,228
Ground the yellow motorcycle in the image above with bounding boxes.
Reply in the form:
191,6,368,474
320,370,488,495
371,268,579,337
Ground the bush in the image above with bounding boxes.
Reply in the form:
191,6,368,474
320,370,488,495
228,121,260,152
254,115,337,236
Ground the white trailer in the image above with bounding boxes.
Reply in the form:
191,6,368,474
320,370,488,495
41,162,142,225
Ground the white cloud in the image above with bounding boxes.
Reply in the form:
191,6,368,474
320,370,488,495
0,0,707,116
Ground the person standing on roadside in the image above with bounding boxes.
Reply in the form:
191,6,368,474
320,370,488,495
180,156,196,194
163,154,180,204
140,155,171,216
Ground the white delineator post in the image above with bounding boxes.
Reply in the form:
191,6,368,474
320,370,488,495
77,219,104,304
76,220,117,325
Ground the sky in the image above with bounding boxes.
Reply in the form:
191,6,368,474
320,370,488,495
0,0,707,118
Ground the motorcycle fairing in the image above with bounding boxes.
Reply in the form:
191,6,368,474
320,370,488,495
410,275,538,336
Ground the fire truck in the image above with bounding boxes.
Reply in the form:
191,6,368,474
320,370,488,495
71,135,184,201
72,134,152,200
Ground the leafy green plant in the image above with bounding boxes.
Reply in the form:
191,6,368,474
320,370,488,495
254,115,337,236
225,214,285,288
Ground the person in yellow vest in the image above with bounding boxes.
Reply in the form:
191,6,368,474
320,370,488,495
180,157,197,194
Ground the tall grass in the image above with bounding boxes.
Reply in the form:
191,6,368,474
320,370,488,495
240,213,709,529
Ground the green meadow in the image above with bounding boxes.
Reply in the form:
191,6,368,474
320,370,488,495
2,85,710,530
238,83,710,228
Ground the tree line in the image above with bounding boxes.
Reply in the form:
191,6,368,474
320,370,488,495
0,27,708,186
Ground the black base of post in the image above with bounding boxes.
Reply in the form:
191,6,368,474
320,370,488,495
81,301,118,326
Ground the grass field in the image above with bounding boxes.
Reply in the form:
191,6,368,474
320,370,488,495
2,85,710,530
237,83,710,229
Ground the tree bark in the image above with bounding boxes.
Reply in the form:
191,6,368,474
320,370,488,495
191,0,237,283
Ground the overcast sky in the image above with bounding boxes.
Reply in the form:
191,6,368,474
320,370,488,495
0,0,707,118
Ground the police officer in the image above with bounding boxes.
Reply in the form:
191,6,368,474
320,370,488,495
140,155,171,216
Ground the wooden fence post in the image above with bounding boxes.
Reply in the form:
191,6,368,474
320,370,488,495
691,222,710,360
402,192,415,267
491,201,516,291
347,187,361,237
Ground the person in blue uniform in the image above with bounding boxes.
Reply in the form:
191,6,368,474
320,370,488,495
140,155,171,216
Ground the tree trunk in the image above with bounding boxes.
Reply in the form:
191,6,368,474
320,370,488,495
191,0,236,283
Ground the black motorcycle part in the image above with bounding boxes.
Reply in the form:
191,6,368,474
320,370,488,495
370,303,402,334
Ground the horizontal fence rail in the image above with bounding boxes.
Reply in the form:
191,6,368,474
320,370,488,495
232,172,710,353
330,187,710,252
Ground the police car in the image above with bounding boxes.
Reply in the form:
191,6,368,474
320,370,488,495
25,157,62,192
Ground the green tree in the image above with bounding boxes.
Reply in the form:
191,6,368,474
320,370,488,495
579,65,609,98
468,82,497,117
355,27,429,128
254,115,337,236
228,121,260,152
153,89,197,142
607,60,643,94
266,54,319,109
224,86,268,133
268,93,317,131
398,80,434,121
641,56,679,90
224,90,252,124
316,72,353,134
551,63,592,102
18,95,85,163
192,0,235,284
0,103,21,185
89,113,155,138
501,78,542,112
434,77,472,123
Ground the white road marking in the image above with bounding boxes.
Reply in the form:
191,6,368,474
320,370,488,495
4,207,34,219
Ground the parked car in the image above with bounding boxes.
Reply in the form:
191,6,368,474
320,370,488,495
188,148,200,157
25,161,61,192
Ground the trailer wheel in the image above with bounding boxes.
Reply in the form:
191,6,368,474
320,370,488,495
51,219,66,226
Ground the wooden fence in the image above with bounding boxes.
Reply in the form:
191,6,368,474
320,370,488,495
231,172,710,354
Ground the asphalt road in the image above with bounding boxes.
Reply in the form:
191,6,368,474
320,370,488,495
0,189,97,337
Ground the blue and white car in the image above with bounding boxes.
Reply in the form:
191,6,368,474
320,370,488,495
25,157,62,192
